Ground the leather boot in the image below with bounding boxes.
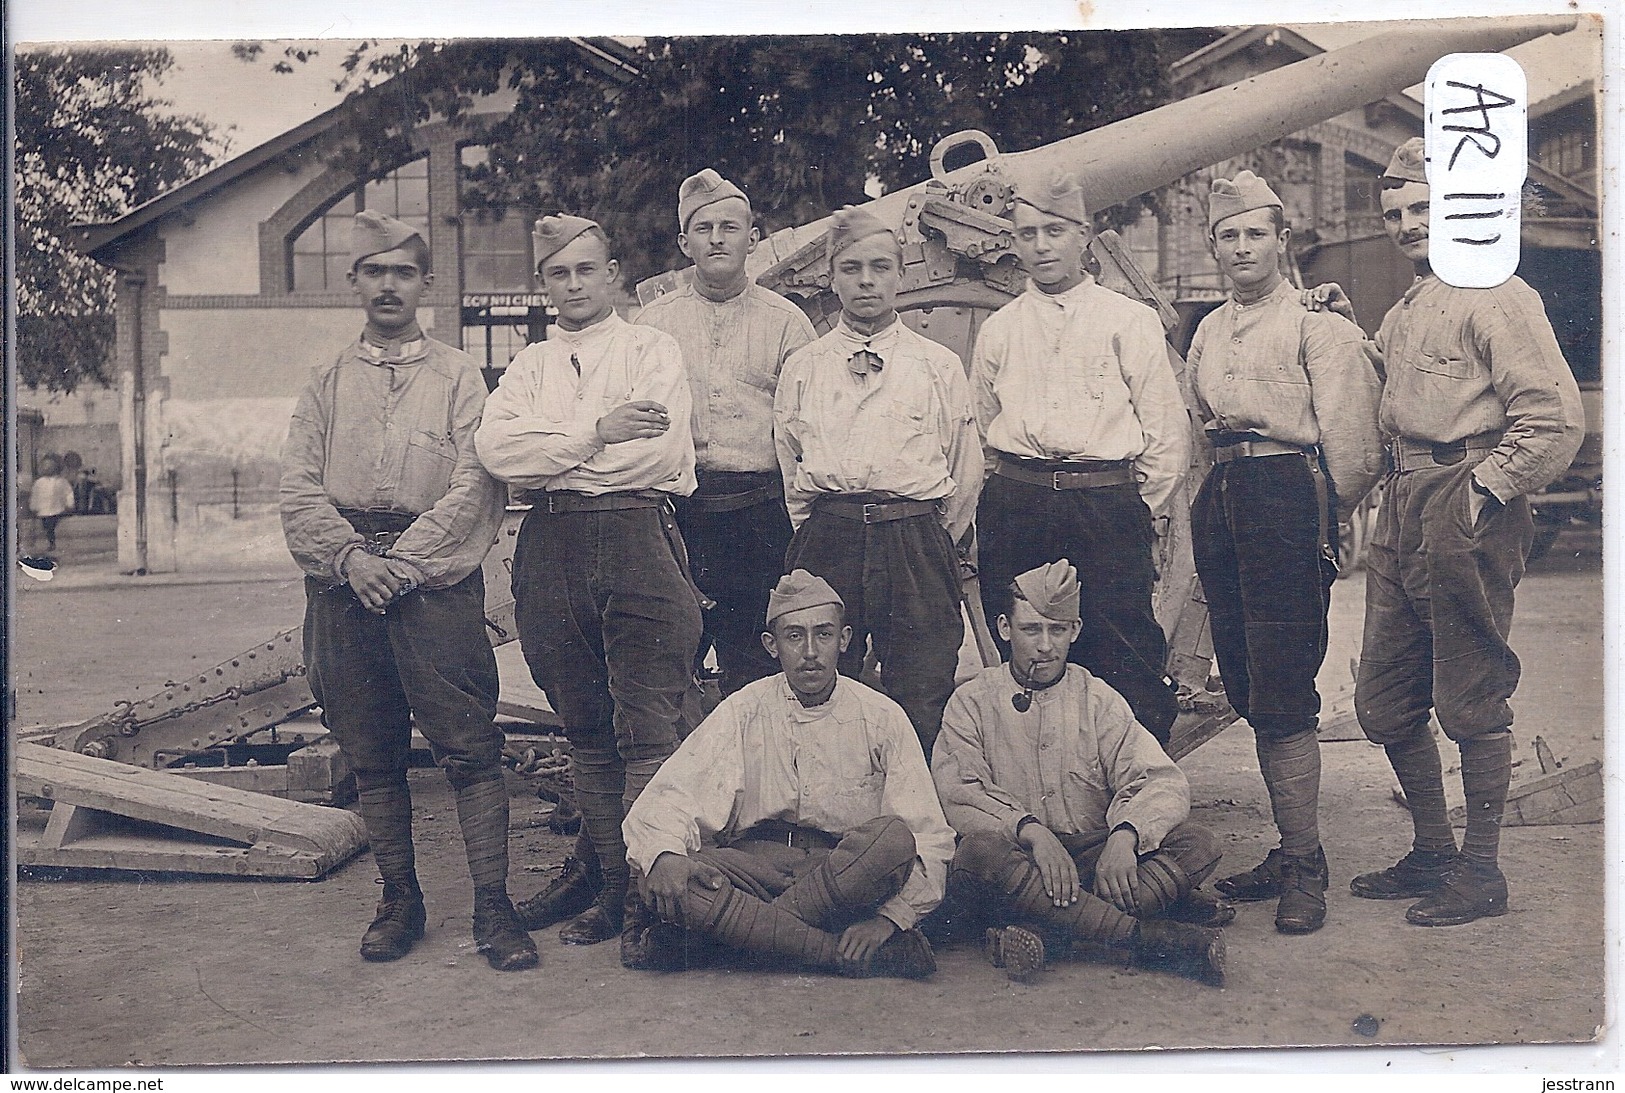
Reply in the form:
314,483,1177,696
1350,849,1462,900
515,850,603,930
1133,919,1226,986
473,886,541,971
359,880,427,962
849,928,937,981
984,925,1046,980
1275,846,1329,934
620,887,685,971
1405,864,1508,927
560,887,625,945
1214,846,1284,901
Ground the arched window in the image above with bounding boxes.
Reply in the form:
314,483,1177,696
290,156,431,291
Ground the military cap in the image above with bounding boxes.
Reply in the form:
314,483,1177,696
533,214,603,269
1013,169,1089,225
827,206,897,259
678,168,750,231
1012,559,1081,623
767,569,844,627
1207,170,1284,231
350,210,426,270
1382,137,1428,185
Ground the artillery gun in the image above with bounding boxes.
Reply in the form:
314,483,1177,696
45,15,1578,779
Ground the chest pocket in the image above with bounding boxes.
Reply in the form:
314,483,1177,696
805,747,887,824
407,428,456,463
740,361,779,395
1414,351,1476,380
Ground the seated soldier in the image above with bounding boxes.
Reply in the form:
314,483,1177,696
931,560,1229,985
620,570,956,978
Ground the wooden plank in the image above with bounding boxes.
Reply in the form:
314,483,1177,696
16,824,344,879
168,765,292,797
1448,759,1603,827
15,743,368,857
18,744,319,849
41,803,102,850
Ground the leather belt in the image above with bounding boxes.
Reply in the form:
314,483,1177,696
732,821,840,851
520,489,670,514
814,496,941,524
337,508,416,552
994,454,1134,490
1388,432,1502,474
1209,433,1311,463
688,473,781,514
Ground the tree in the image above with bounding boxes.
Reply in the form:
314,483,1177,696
299,32,1181,285
14,48,223,392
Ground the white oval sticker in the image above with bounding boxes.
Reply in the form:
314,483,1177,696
1424,53,1528,289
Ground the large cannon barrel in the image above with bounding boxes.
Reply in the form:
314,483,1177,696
753,15,1576,276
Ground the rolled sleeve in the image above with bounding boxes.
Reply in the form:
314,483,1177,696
1473,283,1585,501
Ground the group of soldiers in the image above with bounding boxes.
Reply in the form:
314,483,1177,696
279,135,1584,986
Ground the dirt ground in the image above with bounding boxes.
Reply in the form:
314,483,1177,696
8,530,1609,1068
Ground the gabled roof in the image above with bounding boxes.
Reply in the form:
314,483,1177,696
76,37,639,261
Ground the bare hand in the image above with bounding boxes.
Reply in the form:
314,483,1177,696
1092,827,1141,914
597,400,672,444
1301,282,1357,323
644,852,725,925
1467,480,1500,529
344,551,405,614
837,916,898,965
1019,823,1080,907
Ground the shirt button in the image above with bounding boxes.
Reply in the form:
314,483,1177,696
1232,336,1242,344
1225,373,1234,381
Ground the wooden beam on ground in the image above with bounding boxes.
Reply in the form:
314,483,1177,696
14,743,366,878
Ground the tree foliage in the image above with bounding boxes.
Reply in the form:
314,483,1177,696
308,32,1181,285
14,48,222,392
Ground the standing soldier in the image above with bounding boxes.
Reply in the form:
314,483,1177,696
1349,138,1583,925
774,206,982,759
970,171,1189,747
475,214,702,953
1187,171,1384,935
281,210,537,971
636,168,817,694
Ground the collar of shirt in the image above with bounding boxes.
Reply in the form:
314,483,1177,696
550,310,628,350
1023,272,1097,314
833,316,902,376
353,331,429,366
1229,277,1297,312
1401,272,1439,305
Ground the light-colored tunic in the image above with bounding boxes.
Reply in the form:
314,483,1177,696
774,317,982,540
932,663,1189,856
623,674,956,930
1374,274,1583,502
635,281,816,473
281,334,505,588
1189,278,1384,508
474,312,696,496
971,276,1190,518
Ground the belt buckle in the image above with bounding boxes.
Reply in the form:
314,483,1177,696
545,495,560,514
861,503,880,524
784,830,796,847
1051,471,1066,491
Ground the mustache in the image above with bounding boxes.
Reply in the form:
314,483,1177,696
1398,232,1427,244
372,294,404,307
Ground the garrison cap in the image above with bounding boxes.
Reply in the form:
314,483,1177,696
1207,170,1284,231
827,206,897,259
1012,559,1081,623
1013,169,1088,225
678,168,750,231
1382,138,1428,185
767,569,844,627
533,214,603,269
351,210,426,270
